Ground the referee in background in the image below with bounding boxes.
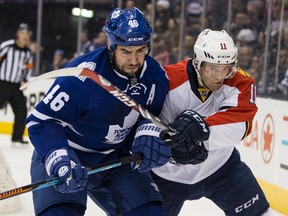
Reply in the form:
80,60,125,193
0,23,33,144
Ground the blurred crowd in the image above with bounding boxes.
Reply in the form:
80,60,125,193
139,0,288,99
23,0,288,99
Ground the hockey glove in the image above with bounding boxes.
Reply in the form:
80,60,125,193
131,119,171,173
160,110,210,165
44,148,88,193
170,141,208,165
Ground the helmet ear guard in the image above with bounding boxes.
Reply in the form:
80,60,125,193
193,29,238,71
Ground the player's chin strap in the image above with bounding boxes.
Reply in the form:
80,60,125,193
192,59,210,90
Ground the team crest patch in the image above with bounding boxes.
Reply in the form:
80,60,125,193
198,88,210,101
77,61,96,71
111,10,121,19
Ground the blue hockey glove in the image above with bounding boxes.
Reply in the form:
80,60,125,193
44,148,88,193
160,110,210,165
131,120,171,173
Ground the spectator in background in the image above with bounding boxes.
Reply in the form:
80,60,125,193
186,1,203,26
80,30,92,54
237,45,253,71
207,0,229,29
162,18,180,52
0,23,33,144
124,0,135,9
47,49,68,71
28,41,39,76
246,0,265,34
236,28,257,48
154,0,171,34
269,48,288,96
143,3,153,24
231,0,248,14
281,27,288,50
180,34,197,60
249,55,262,86
88,31,107,52
277,69,288,96
154,44,170,65
276,48,288,81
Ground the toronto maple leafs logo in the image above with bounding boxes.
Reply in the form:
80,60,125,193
77,61,96,71
104,110,139,144
123,83,147,95
76,62,96,82
111,9,121,19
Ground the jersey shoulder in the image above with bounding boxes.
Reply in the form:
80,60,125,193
163,59,190,91
65,47,109,70
225,67,256,90
0,39,15,50
145,56,167,79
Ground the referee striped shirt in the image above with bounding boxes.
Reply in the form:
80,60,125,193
0,39,33,83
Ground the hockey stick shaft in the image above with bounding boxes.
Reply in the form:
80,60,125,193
0,154,143,201
20,67,174,134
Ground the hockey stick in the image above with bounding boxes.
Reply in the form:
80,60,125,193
0,154,143,201
20,67,174,135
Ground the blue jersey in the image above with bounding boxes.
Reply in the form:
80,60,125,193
26,47,168,165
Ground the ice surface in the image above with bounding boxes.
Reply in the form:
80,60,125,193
0,134,284,216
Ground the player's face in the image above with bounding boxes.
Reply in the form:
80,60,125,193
114,45,148,76
200,62,235,91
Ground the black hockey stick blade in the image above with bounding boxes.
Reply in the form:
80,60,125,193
20,67,175,135
0,154,143,201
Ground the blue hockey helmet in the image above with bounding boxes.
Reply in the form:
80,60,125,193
104,7,152,50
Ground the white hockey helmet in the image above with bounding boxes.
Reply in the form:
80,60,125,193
193,29,238,70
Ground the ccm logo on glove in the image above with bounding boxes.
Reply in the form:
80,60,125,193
183,110,208,133
161,110,209,165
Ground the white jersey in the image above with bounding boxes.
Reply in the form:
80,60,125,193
152,59,257,184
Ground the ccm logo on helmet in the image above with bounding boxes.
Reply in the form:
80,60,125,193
235,194,259,213
217,55,231,58
128,37,144,41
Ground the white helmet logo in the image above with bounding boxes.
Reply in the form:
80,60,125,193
111,10,121,19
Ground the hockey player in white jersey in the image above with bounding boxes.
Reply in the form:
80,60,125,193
149,29,274,216
25,7,171,216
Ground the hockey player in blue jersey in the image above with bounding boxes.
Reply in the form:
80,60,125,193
26,7,170,216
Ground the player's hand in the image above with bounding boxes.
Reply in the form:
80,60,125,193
131,120,171,173
160,110,210,165
170,141,209,165
44,148,88,193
